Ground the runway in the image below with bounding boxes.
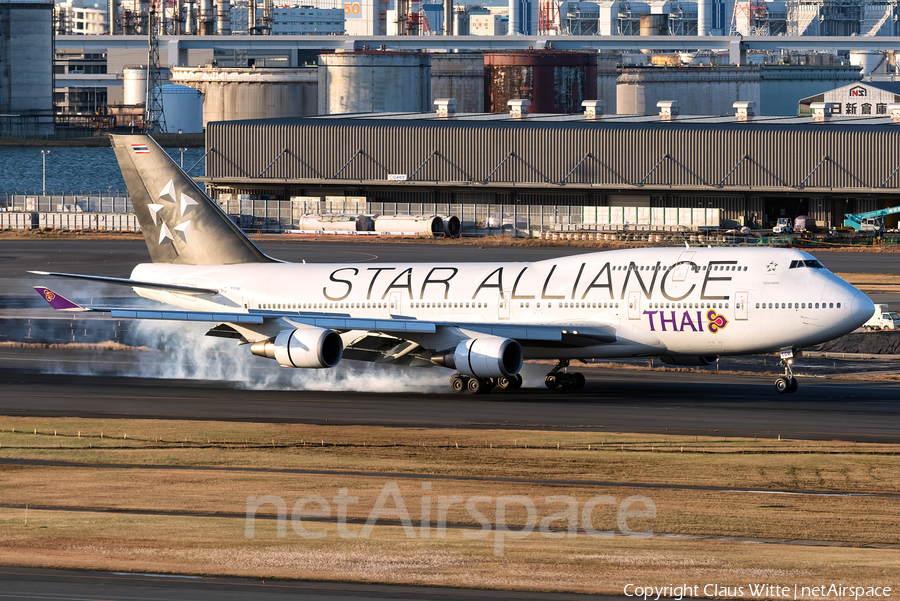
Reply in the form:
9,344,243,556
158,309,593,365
2,355,898,442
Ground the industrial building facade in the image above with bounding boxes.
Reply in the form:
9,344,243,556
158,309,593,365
202,113,900,230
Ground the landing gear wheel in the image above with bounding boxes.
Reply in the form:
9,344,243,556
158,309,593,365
787,377,798,394
467,378,493,394
572,372,586,390
544,374,560,389
450,374,467,393
559,373,575,389
510,374,523,389
496,376,513,390
774,377,789,394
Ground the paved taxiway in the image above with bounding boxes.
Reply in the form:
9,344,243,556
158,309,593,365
0,567,608,601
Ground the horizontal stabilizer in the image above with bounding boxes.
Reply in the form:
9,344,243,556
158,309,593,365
29,271,218,295
34,287,87,312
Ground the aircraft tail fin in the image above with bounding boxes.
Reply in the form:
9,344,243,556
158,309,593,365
110,134,274,265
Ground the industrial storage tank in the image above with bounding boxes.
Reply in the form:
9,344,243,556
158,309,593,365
374,215,444,237
158,84,203,133
484,51,598,114
169,66,317,128
318,52,432,115
430,54,485,113
617,66,762,115
850,51,887,77
123,67,148,106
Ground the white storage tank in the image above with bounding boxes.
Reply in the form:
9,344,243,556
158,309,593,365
295,214,373,232
159,84,203,133
850,51,887,77
170,66,318,128
374,215,444,237
123,67,148,106
318,52,432,115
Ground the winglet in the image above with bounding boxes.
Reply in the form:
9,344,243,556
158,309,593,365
34,287,88,311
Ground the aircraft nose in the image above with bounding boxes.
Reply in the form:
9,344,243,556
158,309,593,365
851,291,875,328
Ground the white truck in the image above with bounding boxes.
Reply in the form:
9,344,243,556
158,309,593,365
863,304,900,331
772,217,793,234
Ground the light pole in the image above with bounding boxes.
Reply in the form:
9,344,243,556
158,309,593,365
41,150,50,195
179,147,187,168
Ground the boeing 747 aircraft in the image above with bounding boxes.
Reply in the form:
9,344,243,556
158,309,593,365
33,136,875,394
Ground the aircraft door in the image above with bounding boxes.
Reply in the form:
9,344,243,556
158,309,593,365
735,291,749,320
499,290,511,320
628,291,641,320
672,251,696,282
389,292,402,316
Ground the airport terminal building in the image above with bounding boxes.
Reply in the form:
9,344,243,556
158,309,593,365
201,109,900,231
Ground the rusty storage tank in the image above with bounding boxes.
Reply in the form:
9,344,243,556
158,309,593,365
639,13,669,35
484,51,598,114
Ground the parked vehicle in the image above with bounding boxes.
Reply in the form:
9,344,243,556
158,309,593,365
773,217,793,234
863,304,900,331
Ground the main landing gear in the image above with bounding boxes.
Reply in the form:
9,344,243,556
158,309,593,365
450,373,523,394
774,357,799,395
543,360,586,391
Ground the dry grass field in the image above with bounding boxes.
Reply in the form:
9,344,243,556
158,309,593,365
1,418,898,596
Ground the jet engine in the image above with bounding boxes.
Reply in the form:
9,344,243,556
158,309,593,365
439,337,523,378
250,327,343,368
658,355,717,366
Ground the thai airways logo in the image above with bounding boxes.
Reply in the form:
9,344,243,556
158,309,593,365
706,310,729,334
42,289,56,302
131,144,150,154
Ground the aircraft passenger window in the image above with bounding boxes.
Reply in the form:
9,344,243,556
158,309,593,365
725,303,729,309
526,303,530,308
837,303,841,308
756,303,760,309
829,303,833,308
616,303,619,308
801,303,806,308
815,303,819,308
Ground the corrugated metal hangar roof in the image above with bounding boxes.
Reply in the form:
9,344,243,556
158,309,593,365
205,113,900,195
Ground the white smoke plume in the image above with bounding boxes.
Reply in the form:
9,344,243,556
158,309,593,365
124,320,454,393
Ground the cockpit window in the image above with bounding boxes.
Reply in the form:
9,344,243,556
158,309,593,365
789,259,825,269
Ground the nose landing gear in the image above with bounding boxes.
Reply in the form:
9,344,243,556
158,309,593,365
544,360,586,391
774,357,798,394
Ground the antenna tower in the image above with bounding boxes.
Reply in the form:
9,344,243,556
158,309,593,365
145,0,166,133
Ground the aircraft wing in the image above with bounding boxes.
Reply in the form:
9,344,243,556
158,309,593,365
34,286,617,348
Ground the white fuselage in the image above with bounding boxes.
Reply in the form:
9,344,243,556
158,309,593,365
130,247,873,360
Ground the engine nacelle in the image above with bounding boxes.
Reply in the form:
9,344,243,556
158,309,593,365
658,355,717,366
250,328,343,368
441,337,523,378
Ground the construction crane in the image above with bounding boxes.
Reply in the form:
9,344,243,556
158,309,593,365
145,0,167,133
842,205,900,232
